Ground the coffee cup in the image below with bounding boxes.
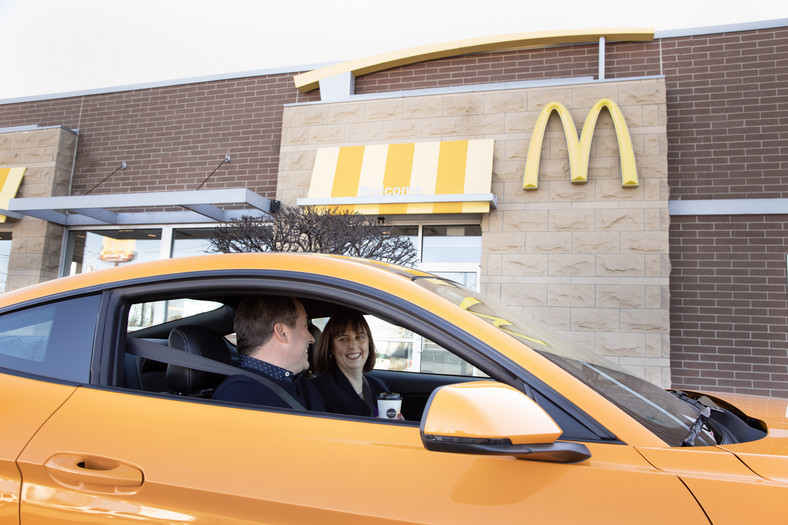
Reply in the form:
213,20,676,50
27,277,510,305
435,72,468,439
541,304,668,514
377,392,402,419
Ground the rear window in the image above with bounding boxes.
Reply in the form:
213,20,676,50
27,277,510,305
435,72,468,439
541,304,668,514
0,295,100,382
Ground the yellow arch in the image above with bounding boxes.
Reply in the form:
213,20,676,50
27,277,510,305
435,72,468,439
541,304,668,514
523,98,639,190
294,28,654,93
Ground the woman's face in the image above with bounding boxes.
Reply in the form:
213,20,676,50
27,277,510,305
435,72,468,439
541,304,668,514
332,323,369,376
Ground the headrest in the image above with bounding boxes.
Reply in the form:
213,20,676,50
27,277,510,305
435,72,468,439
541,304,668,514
167,325,232,394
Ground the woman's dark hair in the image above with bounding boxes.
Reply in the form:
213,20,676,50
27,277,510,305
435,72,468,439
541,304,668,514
313,309,377,375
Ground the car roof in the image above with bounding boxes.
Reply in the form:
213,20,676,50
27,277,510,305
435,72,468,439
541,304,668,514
0,253,432,309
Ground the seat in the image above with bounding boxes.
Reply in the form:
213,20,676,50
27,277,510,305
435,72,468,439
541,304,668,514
124,343,169,392
166,325,233,396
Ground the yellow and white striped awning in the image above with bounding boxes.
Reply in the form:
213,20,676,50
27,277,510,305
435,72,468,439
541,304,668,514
0,167,25,223
298,139,496,215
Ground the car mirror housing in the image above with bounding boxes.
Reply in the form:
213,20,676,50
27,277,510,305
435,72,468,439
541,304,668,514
420,381,591,464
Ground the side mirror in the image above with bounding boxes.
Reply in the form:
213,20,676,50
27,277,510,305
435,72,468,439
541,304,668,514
420,381,590,464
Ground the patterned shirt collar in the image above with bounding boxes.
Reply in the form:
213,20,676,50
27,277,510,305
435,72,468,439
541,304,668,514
238,354,295,382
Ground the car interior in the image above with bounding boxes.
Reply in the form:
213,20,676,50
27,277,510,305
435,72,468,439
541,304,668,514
123,293,484,421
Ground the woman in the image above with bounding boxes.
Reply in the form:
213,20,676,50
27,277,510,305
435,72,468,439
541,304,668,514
312,310,390,417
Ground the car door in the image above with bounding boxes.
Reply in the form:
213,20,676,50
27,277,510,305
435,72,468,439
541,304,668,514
0,293,100,525
16,382,715,524
0,374,76,525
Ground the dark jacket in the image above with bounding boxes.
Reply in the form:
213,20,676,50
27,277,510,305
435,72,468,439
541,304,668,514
212,370,325,411
313,365,389,417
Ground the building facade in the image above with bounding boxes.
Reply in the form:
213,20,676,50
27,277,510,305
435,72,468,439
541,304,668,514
0,20,786,396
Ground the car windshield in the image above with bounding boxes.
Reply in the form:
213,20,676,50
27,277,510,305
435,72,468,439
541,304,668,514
414,276,715,447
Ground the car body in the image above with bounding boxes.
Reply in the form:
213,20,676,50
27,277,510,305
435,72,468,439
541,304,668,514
1,252,787,524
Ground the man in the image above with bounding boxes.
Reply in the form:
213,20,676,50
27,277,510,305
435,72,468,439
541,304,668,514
212,295,325,411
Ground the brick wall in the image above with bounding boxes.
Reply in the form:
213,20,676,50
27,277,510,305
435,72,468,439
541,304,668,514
670,215,788,397
662,29,788,200
0,75,319,200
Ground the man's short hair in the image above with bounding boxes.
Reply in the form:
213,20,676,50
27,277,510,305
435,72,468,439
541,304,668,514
234,295,301,356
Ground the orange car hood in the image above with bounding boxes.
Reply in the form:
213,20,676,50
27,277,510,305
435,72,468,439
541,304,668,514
705,391,788,483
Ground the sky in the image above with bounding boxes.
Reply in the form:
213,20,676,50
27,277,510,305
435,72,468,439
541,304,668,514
0,0,786,101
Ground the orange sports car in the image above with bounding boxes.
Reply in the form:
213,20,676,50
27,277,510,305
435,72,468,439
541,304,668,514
1,253,786,524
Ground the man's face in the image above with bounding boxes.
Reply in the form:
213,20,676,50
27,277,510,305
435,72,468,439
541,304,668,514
285,300,314,374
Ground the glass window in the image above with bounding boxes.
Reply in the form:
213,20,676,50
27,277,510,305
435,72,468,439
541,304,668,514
172,228,216,258
422,225,481,263
67,229,162,275
0,295,100,382
128,298,223,331
0,232,11,292
313,313,485,377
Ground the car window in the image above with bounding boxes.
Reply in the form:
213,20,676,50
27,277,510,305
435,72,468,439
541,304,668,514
128,298,223,331
0,295,100,382
312,314,487,378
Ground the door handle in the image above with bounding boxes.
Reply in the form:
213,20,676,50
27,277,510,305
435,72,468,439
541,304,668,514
45,453,143,489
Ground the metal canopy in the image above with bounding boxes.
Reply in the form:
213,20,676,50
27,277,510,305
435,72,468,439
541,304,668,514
3,188,274,226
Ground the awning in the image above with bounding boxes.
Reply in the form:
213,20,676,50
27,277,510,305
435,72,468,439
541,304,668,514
4,188,276,226
0,167,26,223
297,139,496,215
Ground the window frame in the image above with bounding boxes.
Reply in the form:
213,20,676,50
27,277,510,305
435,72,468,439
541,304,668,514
96,269,618,443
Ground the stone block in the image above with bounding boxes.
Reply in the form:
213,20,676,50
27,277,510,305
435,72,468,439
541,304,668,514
483,231,525,253
347,122,383,142
383,120,422,140
572,232,620,254
501,283,547,307
281,107,300,128
502,209,548,231
597,284,645,308
299,106,329,126
597,331,645,357
528,89,573,111
619,80,665,106
548,180,594,202
621,231,669,253
598,253,644,276
597,209,643,231
403,98,443,119
504,139,528,161
621,308,669,332
485,91,529,113
422,116,463,136
527,232,571,253
596,179,643,201
505,111,539,133
548,284,594,307
365,100,403,121
282,127,308,146
525,306,571,331
549,209,595,231
501,253,548,276
549,254,595,276
328,104,365,123
463,114,505,135
309,125,346,144
443,94,485,116
281,151,311,171
572,307,620,332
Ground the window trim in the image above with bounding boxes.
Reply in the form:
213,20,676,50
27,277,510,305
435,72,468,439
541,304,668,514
97,269,619,443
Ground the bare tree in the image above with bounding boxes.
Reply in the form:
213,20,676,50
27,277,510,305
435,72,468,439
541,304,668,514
210,206,417,266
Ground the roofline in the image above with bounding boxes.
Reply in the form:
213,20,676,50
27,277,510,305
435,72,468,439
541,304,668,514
1,18,785,105
293,28,655,93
